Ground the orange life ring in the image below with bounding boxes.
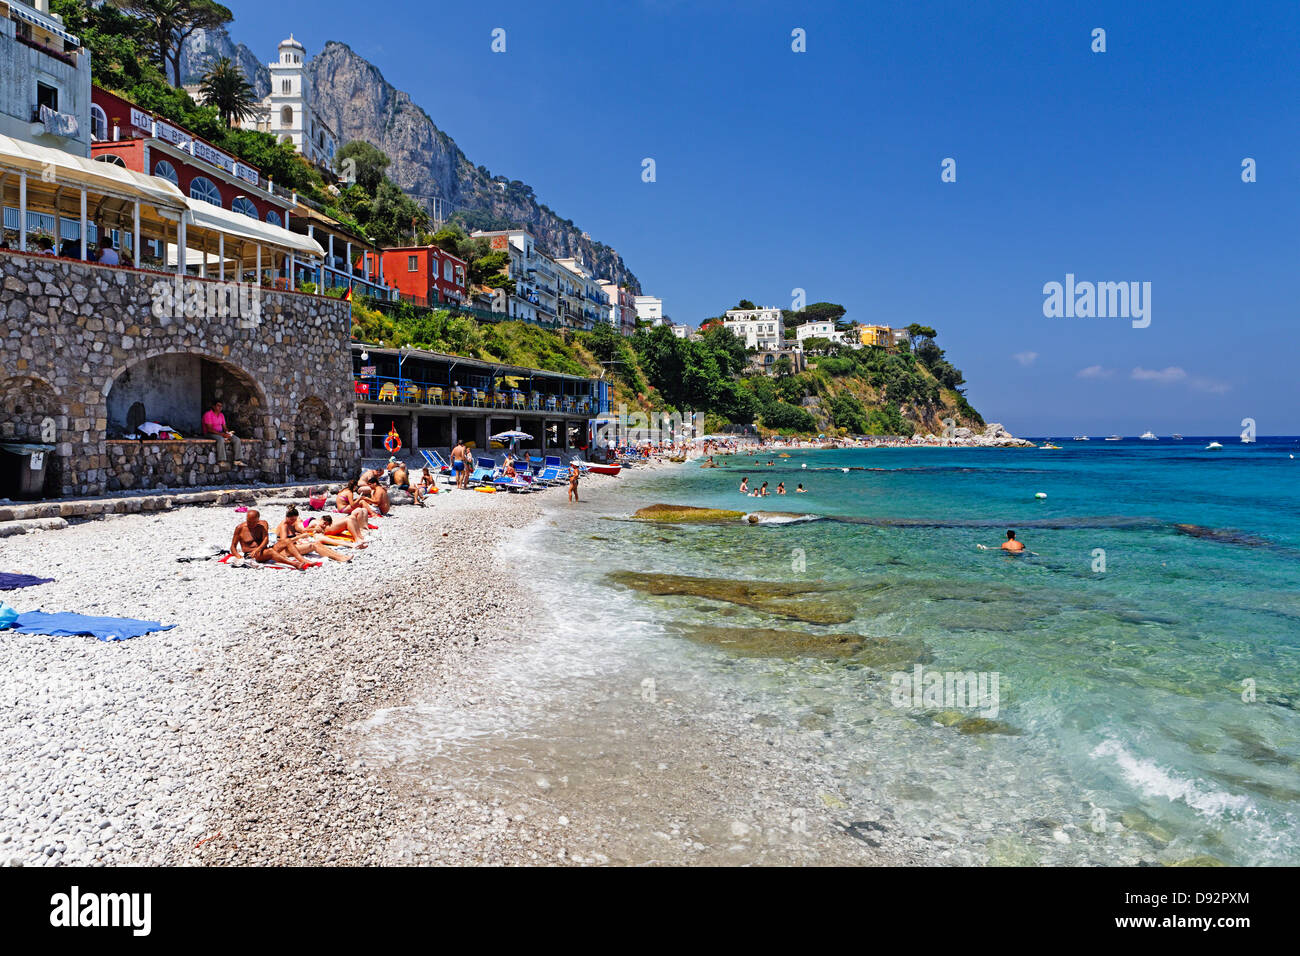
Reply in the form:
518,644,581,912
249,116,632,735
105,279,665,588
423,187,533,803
384,425,401,453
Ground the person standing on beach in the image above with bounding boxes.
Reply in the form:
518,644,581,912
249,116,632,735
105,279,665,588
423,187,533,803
451,439,468,489
568,460,581,502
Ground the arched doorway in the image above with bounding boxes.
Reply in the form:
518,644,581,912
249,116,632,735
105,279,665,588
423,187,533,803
293,396,333,480
0,375,66,497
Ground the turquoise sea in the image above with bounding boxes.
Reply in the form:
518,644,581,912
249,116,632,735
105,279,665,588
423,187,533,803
519,437,1300,865
366,437,1300,865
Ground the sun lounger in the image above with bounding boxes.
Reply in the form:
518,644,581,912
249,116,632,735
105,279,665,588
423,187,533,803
466,456,498,486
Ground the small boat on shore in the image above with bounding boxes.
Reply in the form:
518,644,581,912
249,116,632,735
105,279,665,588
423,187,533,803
583,462,622,476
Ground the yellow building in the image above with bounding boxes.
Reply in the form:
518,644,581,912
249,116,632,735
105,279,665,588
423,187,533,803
860,325,893,347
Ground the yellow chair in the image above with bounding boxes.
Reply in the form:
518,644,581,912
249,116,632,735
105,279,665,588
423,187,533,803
428,386,445,405
377,382,398,403
403,383,422,404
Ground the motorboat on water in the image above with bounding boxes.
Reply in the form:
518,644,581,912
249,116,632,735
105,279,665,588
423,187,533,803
1105,435,1122,441
1073,436,1090,441
1040,441,1062,449
1140,431,1158,440
1172,434,1183,440
1206,442,1223,449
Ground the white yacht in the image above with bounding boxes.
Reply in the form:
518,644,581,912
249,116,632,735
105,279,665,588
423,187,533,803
1073,435,1090,441
1140,430,1158,440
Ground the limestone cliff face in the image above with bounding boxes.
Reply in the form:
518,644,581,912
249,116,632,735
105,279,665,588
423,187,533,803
179,27,270,100
305,42,640,292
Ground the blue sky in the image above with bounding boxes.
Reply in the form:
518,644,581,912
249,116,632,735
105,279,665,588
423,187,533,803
227,0,1298,434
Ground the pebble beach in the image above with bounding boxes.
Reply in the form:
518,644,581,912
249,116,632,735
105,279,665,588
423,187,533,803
0,462,922,867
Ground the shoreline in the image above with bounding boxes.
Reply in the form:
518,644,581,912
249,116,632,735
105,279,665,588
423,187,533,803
0,457,927,866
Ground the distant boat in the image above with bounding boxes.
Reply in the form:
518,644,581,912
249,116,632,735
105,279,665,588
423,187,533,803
1105,435,1122,441
1206,442,1223,449
1040,442,1061,449
1241,435,1255,444
1172,434,1183,441
1140,431,1158,440
1073,435,1090,441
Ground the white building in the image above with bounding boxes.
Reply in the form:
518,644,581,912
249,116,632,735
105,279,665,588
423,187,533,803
634,295,662,323
556,257,607,330
723,306,783,350
670,324,690,339
795,319,859,350
0,0,91,156
241,35,336,173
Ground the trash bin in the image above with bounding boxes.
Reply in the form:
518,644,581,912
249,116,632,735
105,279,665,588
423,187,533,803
0,442,55,499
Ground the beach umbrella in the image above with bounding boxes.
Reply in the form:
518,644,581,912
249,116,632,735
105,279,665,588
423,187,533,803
490,430,533,442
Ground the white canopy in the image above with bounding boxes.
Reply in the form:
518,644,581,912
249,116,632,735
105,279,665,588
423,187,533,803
184,198,323,259
0,133,187,212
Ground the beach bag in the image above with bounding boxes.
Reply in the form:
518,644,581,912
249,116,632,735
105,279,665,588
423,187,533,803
309,495,327,510
0,602,18,630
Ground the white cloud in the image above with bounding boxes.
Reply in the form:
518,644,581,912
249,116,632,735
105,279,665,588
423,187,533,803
1131,366,1188,384
1076,365,1114,379
1130,366,1229,393
1013,351,1038,367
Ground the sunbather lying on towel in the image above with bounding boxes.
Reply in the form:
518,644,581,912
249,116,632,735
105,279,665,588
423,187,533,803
229,510,313,569
277,507,352,563
306,511,370,547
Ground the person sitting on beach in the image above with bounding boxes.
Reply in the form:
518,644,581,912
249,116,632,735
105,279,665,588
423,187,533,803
358,476,392,515
504,455,518,479
228,510,310,568
777,482,786,495
337,479,377,520
1001,530,1025,554
390,461,410,491
277,506,352,563
739,477,749,494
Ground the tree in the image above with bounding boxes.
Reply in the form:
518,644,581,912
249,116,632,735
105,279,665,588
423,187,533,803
198,56,255,127
336,141,391,193
112,0,233,87
735,299,757,311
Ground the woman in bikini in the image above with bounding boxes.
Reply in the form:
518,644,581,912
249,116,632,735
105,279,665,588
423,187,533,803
337,479,377,520
277,507,352,562
307,510,370,548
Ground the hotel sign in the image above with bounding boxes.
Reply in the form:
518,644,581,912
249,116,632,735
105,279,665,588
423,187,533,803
132,106,261,186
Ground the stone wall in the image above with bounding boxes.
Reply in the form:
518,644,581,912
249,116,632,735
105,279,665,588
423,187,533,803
0,251,358,496
106,439,263,491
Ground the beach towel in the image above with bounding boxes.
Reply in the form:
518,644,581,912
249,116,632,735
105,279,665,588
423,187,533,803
5,611,175,642
218,554,288,570
0,573,54,591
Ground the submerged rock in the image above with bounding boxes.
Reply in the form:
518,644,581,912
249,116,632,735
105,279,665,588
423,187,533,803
1166,855,1228,867
1121,809,1174,846
608,571,856,624
684,625,864,659
632,504,746,523
954,716,1021,735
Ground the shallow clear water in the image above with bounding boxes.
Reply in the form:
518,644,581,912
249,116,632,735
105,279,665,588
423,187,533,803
369,438,1300,865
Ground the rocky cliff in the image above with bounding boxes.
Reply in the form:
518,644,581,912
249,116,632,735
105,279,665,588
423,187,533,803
180,31,640,291
179,27,270,100
305,42,640,292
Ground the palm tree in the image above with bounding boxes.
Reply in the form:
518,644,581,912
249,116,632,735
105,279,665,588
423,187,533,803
199,56,256,127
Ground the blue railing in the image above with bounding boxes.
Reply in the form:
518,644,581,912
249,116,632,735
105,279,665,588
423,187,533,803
354,374,603,413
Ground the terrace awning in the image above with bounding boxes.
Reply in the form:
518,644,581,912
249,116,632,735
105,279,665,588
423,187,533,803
0,133,186,212
184,198,323,259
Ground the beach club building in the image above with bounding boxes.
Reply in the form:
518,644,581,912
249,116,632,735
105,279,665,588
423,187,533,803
350,343,609,458
379,244,469,308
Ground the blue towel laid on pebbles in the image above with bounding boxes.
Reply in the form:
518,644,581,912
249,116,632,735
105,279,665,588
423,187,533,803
3,611,175,642
0,573,54,591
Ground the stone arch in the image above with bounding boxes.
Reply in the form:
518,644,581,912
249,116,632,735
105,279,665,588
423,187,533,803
0,374,67,497
101,350,276,489
292,396,333,480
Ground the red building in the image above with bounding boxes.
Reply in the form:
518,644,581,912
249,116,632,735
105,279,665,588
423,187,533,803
89,87,291,225
380,245,469,307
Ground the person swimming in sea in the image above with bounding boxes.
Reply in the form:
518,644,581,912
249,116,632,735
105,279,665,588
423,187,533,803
795,483,806,493
739,477,749,494
979,530,1027,554
776,482,786,495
